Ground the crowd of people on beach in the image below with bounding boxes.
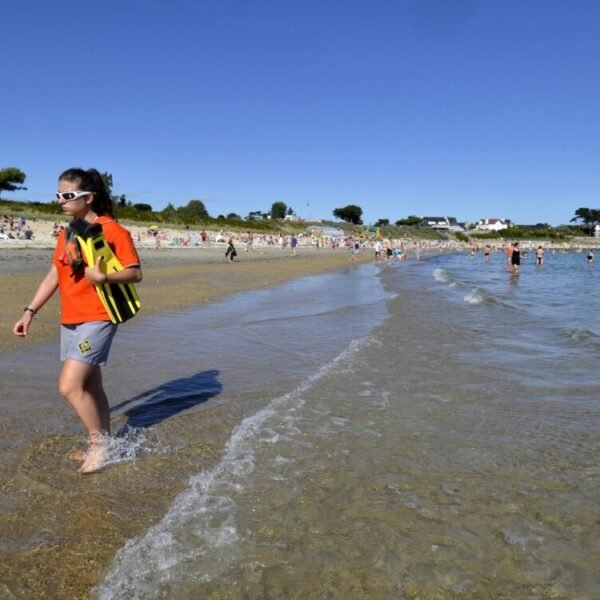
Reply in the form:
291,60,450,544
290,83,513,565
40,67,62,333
4,214,598,269
0,213,34,240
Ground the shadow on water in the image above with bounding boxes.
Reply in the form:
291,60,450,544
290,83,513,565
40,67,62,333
111,369,223,430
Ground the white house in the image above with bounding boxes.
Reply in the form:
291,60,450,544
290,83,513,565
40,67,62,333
475,218,512,232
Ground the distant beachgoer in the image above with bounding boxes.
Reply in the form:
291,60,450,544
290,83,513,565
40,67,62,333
385,242,393,260
12,167,142,474
290,234,298,256
535,246,544,265
505,242,514,265
374,240,382,260
225,238,237,262
511,241,521,272
349,241,357,261
587,249,594,263
484,244,491,262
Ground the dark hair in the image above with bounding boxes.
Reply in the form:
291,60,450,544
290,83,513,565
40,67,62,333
58,168,114,216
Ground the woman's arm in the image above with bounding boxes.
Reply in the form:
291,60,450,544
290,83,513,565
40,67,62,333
13,265,59,337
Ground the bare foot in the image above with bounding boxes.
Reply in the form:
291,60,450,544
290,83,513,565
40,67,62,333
69,450,86,462
78,444,108,474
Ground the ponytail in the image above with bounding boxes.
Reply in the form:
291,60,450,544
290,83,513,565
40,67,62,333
58,167,114,216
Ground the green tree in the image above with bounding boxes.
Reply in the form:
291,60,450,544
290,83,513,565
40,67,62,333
100,172,114,197
115,194,127,208
270,201,287,219
395,215,421,227
333,204,363,225
100,172,130,208
227,212,242,220
570,207,600,236
374,218,389,227
181,199,209,220
0,167,27,194
132,203,153,212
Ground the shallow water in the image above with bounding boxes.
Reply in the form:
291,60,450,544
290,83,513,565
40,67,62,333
94,250,599,599
2,251,599,598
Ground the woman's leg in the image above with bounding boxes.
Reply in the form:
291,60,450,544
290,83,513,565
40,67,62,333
58,359,110,472
85,366,110,433
58,358,110,435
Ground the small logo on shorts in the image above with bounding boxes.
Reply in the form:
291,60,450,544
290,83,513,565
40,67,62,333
78,340,92,354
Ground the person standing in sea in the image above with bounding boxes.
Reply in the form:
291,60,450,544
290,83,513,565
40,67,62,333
535,245,544,266
12,168,142,474
505,241,514,266
511,241,521,272
484,244,491,262
374,239,382,260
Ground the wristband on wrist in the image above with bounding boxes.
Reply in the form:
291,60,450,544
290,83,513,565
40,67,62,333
24,307,37,316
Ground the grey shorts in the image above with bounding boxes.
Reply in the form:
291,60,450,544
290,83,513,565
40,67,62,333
60,321,118,366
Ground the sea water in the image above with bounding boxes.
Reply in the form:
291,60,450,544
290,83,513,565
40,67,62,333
92,250,599,599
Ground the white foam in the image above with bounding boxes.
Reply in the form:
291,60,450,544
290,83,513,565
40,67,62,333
433,267,449,282
90,428,165,470
463,289,484,305
95,338,368,599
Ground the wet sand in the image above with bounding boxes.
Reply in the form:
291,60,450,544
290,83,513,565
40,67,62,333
0,245,370,599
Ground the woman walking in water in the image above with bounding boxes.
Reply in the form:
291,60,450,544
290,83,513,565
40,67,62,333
13,168,142,473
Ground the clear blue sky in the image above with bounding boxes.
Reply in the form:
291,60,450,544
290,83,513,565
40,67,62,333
3,0,599,226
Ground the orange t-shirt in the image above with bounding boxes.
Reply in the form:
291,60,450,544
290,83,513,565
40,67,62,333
53,216,140,324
